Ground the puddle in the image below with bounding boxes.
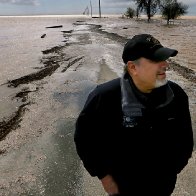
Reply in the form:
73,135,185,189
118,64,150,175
97,59,118,84
53,80,96,112
32,118,83,196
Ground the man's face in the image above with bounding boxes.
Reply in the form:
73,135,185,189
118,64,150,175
132,57,169,92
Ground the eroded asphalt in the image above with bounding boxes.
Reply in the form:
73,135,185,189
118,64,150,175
0,20,195,196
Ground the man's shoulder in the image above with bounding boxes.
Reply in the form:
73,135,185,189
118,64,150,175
85,78,121,108
168,80,188,98
94,78,121,95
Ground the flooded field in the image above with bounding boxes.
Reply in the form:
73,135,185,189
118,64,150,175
0,15,195,195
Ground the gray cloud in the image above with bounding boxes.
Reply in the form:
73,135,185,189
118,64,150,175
104,0,195,2
102,0,134,9
101,0,196,14
101,0,196,9
103,0,130,2
103,0,196,5
0,0,39,6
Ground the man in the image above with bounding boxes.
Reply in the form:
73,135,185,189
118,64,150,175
74,34,193,196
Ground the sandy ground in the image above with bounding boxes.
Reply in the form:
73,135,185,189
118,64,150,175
0,17,195,195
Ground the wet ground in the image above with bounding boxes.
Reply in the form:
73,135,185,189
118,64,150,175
0,20,118,196
0,18,196,195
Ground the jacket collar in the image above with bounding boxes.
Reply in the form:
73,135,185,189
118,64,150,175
120,72,174,126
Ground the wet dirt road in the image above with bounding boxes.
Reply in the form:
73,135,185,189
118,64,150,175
0,19,195,196
0,21,121,196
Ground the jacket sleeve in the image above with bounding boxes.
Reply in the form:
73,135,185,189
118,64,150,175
74,87,110,179
175,94,194,174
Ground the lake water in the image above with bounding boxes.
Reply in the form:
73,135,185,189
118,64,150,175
0,15,88,120
0,15,86,85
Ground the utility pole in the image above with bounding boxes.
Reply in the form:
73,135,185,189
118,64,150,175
90,0,92,18
99,0,101,18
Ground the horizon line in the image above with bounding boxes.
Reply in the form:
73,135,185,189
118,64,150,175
0,14,196,18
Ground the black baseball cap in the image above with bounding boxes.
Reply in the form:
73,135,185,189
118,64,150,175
122,34,178,64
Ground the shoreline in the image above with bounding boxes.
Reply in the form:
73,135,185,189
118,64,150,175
0,14,196,19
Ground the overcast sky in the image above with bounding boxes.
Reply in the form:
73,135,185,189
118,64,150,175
0,0,195,16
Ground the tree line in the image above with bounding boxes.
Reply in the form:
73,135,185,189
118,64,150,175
125,0,188,24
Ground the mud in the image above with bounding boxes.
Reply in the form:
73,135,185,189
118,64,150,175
0,30,74,142
8,64,59,88
7,50,64,88
169,60,196,82
90,24,129,44
61,56,84,72
14,87,38,102
46,25,63,29
0,103,29,142
42,45,64,55
90,23,196,83
61,30,73,34
74,22,129,44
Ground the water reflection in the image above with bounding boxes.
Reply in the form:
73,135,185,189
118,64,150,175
32,119,83,196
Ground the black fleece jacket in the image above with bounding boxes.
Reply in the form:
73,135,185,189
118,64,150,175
74,78,193,193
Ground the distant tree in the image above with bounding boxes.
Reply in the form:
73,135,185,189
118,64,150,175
125,7,136,18
133,0,160,22
160,0,188,24
136,7,140,18
134,0,145,18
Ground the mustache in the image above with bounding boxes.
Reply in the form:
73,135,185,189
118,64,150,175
158,67,167,74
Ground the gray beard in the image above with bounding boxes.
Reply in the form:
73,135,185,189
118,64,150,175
155,79,168,88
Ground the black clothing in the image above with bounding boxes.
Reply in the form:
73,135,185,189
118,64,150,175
74,76,193,196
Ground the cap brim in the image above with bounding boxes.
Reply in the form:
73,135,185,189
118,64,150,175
152,47,178,61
